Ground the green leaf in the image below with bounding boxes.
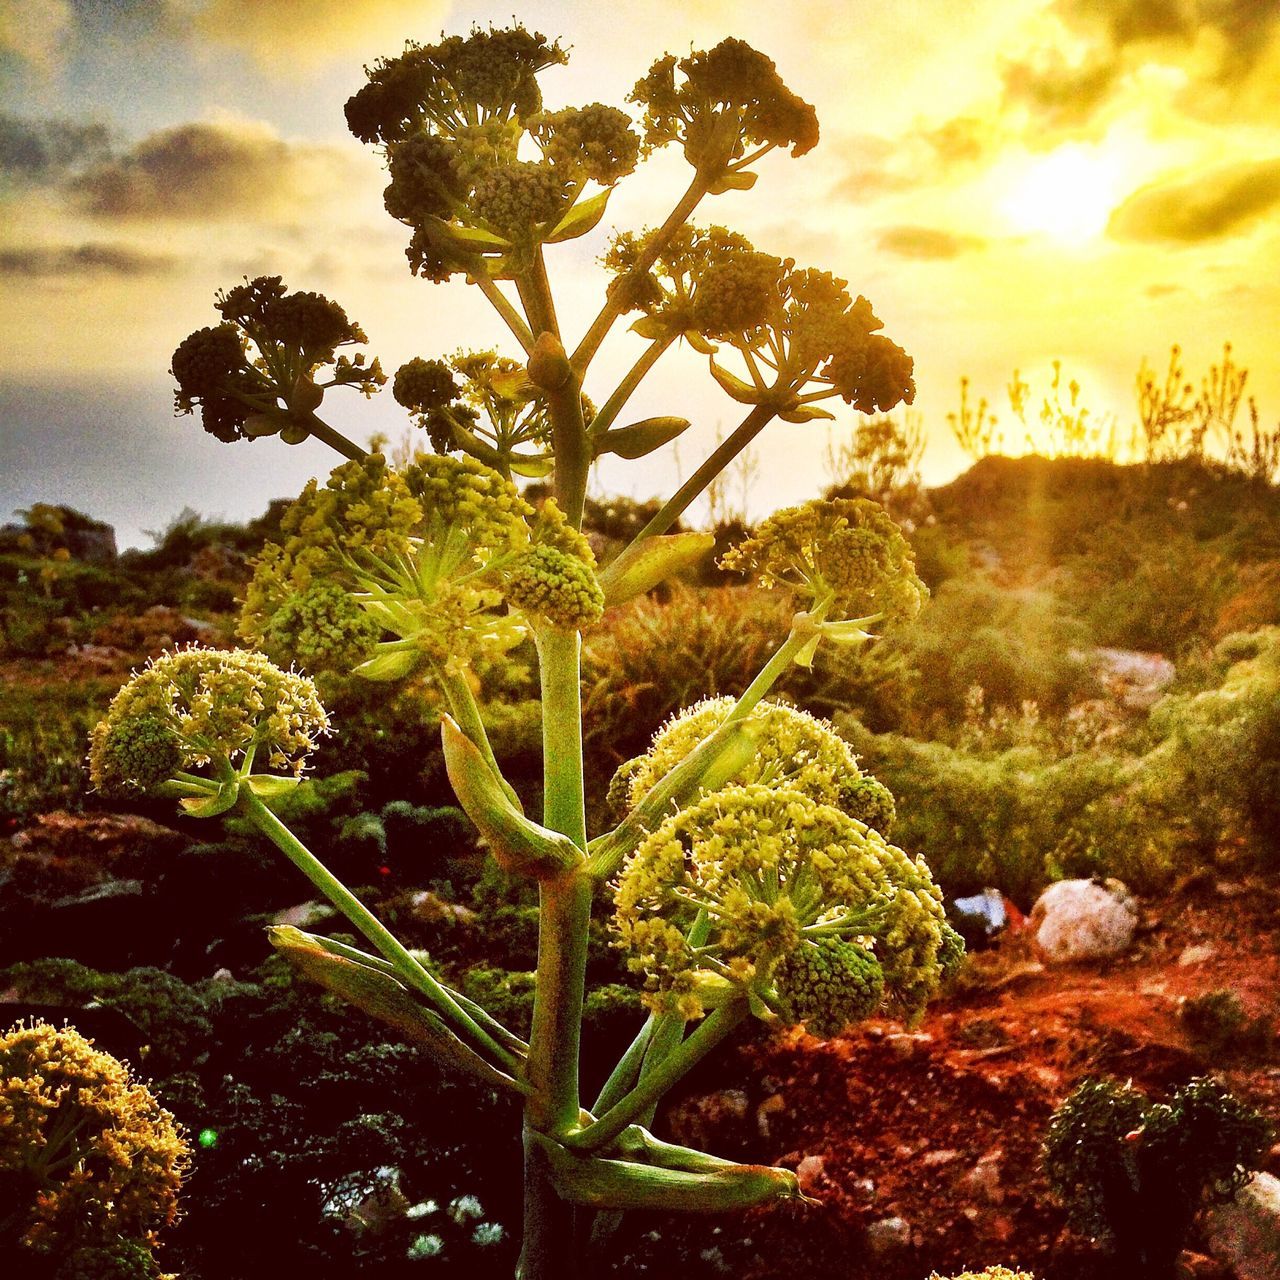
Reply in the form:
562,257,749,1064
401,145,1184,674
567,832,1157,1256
546,188,612,243
706,170,758,196
441,716,583,878
593,417,691,461
682,330,717,356
447,221,513,249
708,358,764,405
598,532,715,607
243,774,302,798
180,782,239,819
779,404,836,423
531,1132,802,1211
508,453,556,478
629,315,671,341
792,633,822,669
353,647,420,682
268,927,528,1093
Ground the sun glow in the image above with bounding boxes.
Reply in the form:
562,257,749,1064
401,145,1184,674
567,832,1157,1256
1000,143,1128,245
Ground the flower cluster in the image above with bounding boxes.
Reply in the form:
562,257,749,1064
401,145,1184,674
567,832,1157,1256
630,38,819,181
720,497,927,624
171,276,383,442
505,500,604,630
394,351,560,477
0,1020,189,1256
528,104,641,185
344,26,566,145
348,26,639,281
55,1239,165,1280
88,648,329,793
603,224,774,342
612,783,949,1023
928,1271,1037,1280
240,453,534,679
619,697,895,833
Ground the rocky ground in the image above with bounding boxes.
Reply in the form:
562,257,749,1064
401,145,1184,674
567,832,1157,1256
616,869,1280,1280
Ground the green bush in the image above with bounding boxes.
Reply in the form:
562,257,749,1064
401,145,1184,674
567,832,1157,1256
1043,1076,1271,1275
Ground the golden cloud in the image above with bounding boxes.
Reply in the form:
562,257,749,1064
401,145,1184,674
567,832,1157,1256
67,119,364,222
0,241,176,278
1107,157,1280,243
192,0,452,71
876,225,987,260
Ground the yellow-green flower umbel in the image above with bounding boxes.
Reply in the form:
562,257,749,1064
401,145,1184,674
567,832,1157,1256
612,783,949,1023
240,452,534,680
88,647,328,795
618,696,896,834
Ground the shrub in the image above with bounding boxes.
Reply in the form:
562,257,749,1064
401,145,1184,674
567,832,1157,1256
1042,1076,1271,1276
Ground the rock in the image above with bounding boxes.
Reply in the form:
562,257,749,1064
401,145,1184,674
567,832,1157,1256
1178,943,1217,967
885,1031,933,1060
756,1092,786,1140
922,1149,961,1168
865,1216,912,1255
1206,1171,1280,1280
796,1155,826,1195
1094,647,1176,710
961,1149,1005,1204
407,890,477,927
6,811,186,892
1031,878,1137,963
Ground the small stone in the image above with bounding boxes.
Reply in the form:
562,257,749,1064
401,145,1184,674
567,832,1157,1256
796,1155,826,1194
961,1150,1005,1205
922,1149,961,1168
1178,943,1217,967
756,1093,786,1139
272,900,337,929
865,1216,912,1255
1206,1171,1280,1280
885,1031,933,1060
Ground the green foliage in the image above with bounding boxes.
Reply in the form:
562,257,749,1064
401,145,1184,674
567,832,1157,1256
1181,990,1273,1056
1043,1076,1271,1273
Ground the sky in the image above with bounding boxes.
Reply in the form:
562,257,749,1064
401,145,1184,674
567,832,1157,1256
2,0,1279,548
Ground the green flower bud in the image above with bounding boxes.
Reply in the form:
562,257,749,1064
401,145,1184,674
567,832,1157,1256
775,937,884,1037
506,544,605,630
88,714,183,796
840,775,896,836
261,581,382,674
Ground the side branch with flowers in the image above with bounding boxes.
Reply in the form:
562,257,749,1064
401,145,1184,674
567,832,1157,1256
96,24,961,1279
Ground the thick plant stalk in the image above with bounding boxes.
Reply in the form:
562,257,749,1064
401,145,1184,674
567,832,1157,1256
520,623,592,1280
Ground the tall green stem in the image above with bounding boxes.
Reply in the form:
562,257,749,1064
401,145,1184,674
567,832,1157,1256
630,404,775,545
520,624,593,1280
239,789,516,1070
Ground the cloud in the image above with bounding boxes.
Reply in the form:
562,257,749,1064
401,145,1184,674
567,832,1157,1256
831,117,1001,203
0,0,72,73
1107,158,1280,243
0,241,177,278
67,119,361,222
191,0,450,70
1000,50,1121,137
876,225,987,260
0,113,114,183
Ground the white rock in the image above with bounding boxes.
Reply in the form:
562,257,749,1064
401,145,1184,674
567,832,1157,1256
1177,943,1217,967
865,1216,912,1255
1207,1171,1280,1280
1031,878,1137,963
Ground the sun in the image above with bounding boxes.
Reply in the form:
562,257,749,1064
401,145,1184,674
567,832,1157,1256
1000,143,1126,245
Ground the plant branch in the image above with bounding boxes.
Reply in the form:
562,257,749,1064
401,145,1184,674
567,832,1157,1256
475,276,536,353
563,1001,750,1153
587,335,677,440
570,173,709,377
627,403,776,546
239,789,518,1071
301,411,367,461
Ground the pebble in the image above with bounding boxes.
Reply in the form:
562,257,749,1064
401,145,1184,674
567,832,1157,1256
865,1216,912,1255
1178,943,1217,966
